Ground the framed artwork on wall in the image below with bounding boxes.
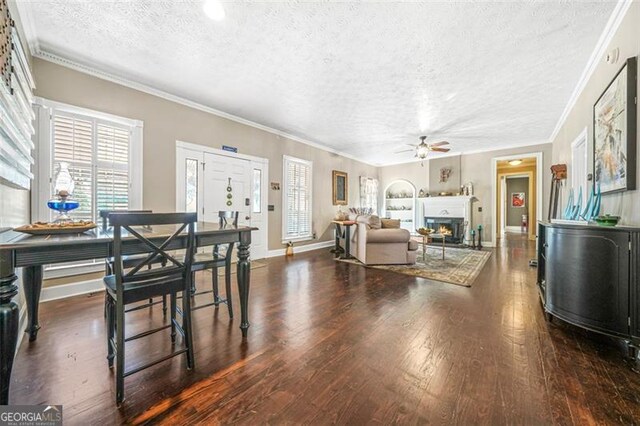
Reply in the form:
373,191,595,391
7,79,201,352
593,56,637,195
332,170,348,205
511,192,525,208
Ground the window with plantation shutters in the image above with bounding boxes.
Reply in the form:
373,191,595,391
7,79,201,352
282,155,312,241
51,112,133,222
35,98,143,277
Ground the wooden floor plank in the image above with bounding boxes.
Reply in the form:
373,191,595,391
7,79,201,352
9,234,640,424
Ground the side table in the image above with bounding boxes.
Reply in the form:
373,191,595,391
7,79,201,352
331,220,356,259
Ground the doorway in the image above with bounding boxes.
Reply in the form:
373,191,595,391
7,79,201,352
500,175,530,234
175,141,269,260
491,153,542,245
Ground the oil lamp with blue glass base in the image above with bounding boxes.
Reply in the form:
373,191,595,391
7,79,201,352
47,162,80,223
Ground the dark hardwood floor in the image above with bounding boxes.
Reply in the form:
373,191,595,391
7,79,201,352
10,235,640,424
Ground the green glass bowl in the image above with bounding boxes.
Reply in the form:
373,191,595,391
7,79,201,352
594,215,620,227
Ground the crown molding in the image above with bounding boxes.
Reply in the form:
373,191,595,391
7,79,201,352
548,0,633,143
31,49,379,167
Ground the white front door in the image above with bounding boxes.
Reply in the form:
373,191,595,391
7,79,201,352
176,143,269,260
202,152,268,259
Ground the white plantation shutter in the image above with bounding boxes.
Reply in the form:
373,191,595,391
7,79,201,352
51,112,133,222
283,156,312,241
52,114,94,221
96,122,130,213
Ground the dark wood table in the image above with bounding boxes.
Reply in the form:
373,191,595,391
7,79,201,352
331,220,356,260
0,221,256,404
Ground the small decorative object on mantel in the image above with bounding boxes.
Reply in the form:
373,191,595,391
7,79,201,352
332,170,348,205
594,56,637,195
418,189,426,197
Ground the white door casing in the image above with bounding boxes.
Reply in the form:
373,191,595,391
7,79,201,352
571,128,588,195
176,141,268,259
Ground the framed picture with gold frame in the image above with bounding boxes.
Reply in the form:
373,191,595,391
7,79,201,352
332,170,348,205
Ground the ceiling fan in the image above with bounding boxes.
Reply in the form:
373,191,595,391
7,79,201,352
395,136,451,164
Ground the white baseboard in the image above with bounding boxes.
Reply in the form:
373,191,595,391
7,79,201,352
41,278,104,303
504,226,526,233
267,240,334,258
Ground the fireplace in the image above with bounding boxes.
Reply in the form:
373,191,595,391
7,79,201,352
422,196,476,245
424,217,464,244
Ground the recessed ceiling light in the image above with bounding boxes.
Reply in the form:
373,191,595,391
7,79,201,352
203,0,225,21
509,159,523,166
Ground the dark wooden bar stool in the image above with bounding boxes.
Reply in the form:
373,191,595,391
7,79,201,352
100,210,167,316
104,212,197,404
190,211,238,317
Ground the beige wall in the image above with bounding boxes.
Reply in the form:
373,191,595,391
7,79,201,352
32,58,378,251
429,155,462,195
551,2,640,225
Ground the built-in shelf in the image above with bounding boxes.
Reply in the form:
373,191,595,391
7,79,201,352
383,180,417,232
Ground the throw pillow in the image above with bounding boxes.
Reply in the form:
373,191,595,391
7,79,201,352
381,218,401,229
368,215,382,229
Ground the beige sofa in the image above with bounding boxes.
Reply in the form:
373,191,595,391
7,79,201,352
342,215,418,265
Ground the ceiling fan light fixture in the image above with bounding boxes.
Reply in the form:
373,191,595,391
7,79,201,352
203,0,225,21
416,143,430,159
509,159,523,166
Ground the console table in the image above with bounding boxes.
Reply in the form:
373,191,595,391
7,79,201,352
537,221,640,356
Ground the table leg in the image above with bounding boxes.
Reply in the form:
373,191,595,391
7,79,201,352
423,236,427,261
442,237,445,260
237,232,251,338
333,224,342,258
23,266,43,342
343,226,351,259
0,251,19,404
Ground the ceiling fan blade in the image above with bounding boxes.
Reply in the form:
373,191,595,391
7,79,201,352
430,147,451,153
394,149,415,154
430,141,450,147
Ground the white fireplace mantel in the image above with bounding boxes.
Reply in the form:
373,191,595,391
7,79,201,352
421,196,477,244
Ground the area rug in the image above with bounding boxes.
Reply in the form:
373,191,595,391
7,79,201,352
337,247,491,287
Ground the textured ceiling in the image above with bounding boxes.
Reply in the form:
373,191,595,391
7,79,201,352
21,1,616,165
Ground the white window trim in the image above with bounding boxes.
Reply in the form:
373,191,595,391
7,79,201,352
32,97,143,278
32,97,143,223
282,155,313,243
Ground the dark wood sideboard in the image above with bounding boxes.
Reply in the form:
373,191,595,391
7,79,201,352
537,221,640,356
